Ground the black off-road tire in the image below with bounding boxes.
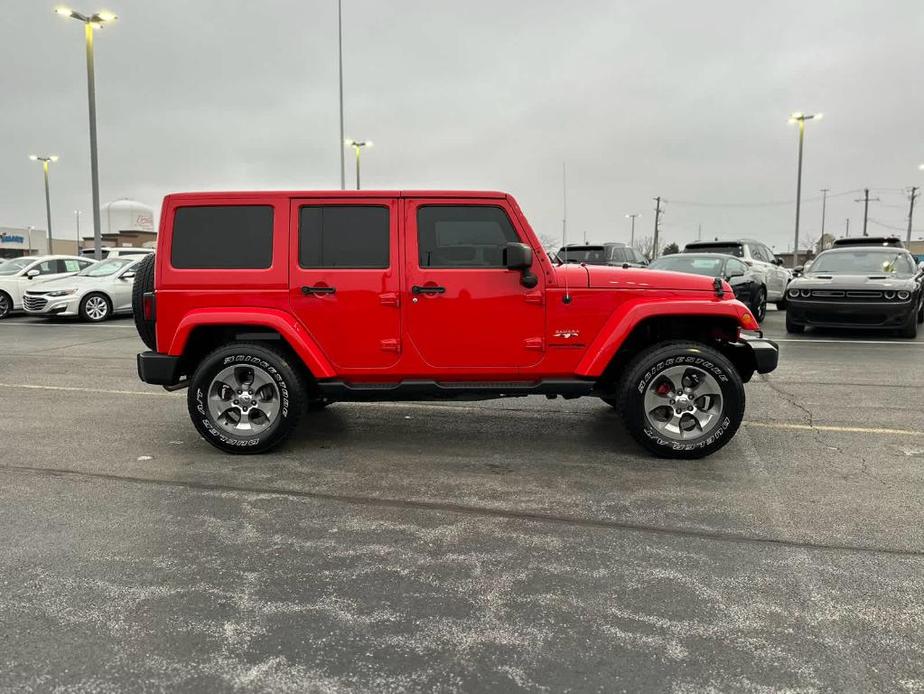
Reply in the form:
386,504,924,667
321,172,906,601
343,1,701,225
617,341,745,459
187,342,306,454
917,299,923,325
132,253,157,350
785,313,805,334
0,291,11,320
600,397,619,410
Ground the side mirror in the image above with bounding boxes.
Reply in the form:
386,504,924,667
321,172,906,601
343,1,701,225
773,256,784,266
503,242,538,288
793,265,804,274
121,271,136,280
726,269,745,279
26,269,40,279
503,242,533,270
918,261,924,273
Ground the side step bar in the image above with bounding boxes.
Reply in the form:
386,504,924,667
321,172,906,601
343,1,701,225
317,379,596,402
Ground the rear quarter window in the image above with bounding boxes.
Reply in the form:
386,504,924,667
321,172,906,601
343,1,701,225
171,205,274,269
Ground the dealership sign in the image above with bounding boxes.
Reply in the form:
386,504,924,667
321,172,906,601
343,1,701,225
0,234,25,244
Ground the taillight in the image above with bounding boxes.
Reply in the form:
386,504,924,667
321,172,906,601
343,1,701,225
142,292,155,321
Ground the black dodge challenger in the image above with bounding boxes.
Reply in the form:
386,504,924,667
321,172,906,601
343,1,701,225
785,247,924,338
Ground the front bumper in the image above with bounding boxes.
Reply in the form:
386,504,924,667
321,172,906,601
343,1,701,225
137,351,182,386
787,299,913,329
739,334,779,374
22,294,80,316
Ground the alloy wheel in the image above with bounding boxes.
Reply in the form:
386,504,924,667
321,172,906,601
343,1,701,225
84,295,109,321
643,364,724,441
207,364,281,435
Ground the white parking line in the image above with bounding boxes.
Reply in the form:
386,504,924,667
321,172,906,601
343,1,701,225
0,383,173,397
744,421,922,437
772,338,924,346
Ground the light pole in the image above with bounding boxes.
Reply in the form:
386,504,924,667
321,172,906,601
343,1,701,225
625,213,640,246
338,0,345,190
29,155,58,253
55,6,117,260
345,139,372,190
788,112,822,268
75,209,82,253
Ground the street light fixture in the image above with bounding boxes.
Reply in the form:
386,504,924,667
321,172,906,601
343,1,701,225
345,139,372,190
788,111,822,268
54,6,118,261
29,155,59,253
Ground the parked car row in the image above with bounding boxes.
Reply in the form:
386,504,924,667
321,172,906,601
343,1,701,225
0,252,147,322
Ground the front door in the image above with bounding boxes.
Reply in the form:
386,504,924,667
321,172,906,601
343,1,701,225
404,199,545,369
289,198,401,370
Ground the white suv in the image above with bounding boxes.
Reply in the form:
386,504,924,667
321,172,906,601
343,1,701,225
682,239,791,308
79,247,154,260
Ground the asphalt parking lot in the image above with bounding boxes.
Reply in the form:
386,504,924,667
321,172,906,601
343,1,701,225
1,309,922,692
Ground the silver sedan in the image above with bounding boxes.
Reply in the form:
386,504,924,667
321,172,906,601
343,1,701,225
23,257,140,322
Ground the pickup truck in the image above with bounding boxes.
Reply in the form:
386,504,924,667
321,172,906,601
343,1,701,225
133,190,777,458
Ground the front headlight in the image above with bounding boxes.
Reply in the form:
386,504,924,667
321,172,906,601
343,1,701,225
787,288,800,298
46,289,77,297
897,290,910,300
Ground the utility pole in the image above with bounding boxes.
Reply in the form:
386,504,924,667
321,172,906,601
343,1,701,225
845,218,850,237
855,188,879,237
652,196,662,260
820,188,829,236
75,209,81,254
625,213,639,246
561,163,567,246
908,187,920,244
697,223,702,241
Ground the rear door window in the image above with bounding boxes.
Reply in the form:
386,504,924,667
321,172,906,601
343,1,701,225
171,205,274,269
298,206,389,268
418,206,519,268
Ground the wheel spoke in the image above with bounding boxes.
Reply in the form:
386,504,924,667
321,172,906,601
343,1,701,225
643,363,724,443
208,363,281,436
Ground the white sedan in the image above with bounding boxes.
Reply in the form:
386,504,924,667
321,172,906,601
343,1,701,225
23,256,140,322
0,255,96,319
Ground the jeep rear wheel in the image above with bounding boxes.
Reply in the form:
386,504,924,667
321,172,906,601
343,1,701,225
188,343,306,454
618,341,745,459
132,253,157,350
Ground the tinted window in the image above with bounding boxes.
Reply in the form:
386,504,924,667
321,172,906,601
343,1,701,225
559,246,607,264
298,206,389,268
609,247,629,262
685,243,743,257
810,251,915,274
172,205,274,269
418,206,519,268
36,261,58,275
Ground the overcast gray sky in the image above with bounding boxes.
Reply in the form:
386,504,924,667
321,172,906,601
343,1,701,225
3,0,923,251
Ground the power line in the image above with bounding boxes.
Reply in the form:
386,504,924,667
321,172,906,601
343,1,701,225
663,189,861,209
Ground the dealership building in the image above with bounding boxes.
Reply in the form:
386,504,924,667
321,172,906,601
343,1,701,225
0,228,48,259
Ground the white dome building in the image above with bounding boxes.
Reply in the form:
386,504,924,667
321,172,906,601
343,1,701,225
102,198,155,235
80,198,158,251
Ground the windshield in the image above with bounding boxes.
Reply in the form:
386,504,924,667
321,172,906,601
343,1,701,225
0,257,34,276
559,246,607,264
650,256,724,277
79,258,134,277
685,244,743,257
810,251,915,274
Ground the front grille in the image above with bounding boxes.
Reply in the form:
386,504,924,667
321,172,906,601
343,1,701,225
806,311,887,325
795,289,897,302
23,296,47,311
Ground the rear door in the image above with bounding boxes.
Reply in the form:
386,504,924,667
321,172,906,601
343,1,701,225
403,198,545,369
289,198,401,370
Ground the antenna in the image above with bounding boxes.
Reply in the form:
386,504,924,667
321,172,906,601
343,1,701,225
562,162,571,304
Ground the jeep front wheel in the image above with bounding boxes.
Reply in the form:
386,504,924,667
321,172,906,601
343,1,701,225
618,341,745,459
187,343,306,454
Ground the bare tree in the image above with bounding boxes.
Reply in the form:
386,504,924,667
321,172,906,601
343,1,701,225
634,235,655,260
536,232,560,251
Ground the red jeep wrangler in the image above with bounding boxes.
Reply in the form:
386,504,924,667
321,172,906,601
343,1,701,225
133,191,777,458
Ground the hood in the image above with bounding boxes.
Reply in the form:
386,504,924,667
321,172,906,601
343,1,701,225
792,272,916,290
582,264,721,292
23,274,95,292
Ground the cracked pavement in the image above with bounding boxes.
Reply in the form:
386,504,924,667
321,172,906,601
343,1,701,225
1,309,923,692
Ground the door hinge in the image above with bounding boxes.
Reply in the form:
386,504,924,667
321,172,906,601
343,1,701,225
525,291,544,305
524,337,545,351
380,338,401,353
379,292,400,307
